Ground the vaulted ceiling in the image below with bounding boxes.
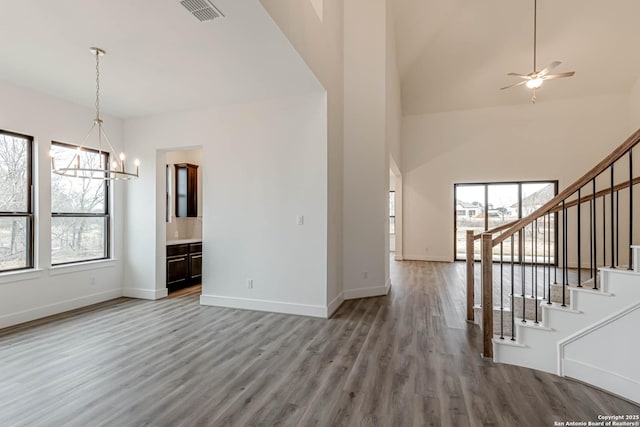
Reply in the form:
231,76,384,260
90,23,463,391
0,0,320,118
3,1,640,119
393,0,640,115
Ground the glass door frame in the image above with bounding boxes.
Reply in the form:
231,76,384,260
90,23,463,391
454,180,559,264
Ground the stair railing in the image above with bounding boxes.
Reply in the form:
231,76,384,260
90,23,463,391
465,221,517,322
476,128,640,358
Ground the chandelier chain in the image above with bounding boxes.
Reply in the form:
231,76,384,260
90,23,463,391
95,51,100,121
51,47,139,181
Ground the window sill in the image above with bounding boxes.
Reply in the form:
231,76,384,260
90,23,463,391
49,259,117,276
0,268,45,284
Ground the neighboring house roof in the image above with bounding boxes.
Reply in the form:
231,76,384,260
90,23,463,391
521,185,556,208
456,201,481,209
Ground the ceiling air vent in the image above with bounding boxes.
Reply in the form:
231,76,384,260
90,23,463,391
180,0,224,22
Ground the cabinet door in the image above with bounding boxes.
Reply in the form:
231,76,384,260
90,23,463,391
175,163,198,218
167,256,189,287
189,253,202,282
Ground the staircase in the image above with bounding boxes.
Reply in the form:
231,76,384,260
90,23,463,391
466,129,640,405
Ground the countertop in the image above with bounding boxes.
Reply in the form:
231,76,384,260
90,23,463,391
167,238,202,245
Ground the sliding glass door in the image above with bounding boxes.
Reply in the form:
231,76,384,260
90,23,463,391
455,180,557,263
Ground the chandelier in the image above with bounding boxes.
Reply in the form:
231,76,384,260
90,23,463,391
51,47,139,180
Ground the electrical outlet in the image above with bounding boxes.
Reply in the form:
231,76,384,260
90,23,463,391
363,271,368,279
247,279,254,289
90,276,96,286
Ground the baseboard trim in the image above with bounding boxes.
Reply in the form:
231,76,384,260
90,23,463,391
403,254,452,262
0,289,122,330
343,280,391,300
563,358,640,405
327,293,345,317
123,287,168,300
200,294,327,318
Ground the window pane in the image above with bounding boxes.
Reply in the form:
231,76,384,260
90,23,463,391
455,185,485,260
522,183,556,263
51,144,106,214
51,217,106,264
0,134,29,212
488,184,519,260
0,217,28,270
389,191,395,216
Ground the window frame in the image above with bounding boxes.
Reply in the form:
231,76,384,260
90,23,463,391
51,141,110,266
0,129,34,273
453,180,559,264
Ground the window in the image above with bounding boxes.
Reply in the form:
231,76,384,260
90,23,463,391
389,191,396,234
0,130,33,272
51,142,109,265
454,180,558,263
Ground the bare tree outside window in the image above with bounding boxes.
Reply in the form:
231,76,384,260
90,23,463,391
0,131,33,272
51,142,109,265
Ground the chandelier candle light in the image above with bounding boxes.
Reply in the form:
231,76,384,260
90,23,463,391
51,47,139,180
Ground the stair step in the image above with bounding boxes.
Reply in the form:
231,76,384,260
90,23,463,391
511,294,543,322
473,305,513,336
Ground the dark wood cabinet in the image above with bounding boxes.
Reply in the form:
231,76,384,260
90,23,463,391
167,241,202,291
175,163,198,218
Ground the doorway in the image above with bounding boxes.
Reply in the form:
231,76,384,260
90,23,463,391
164,148,203,296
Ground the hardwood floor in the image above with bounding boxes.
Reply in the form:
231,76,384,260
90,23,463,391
0,260,637,426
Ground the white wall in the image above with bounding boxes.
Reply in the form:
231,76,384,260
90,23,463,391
386,3,402,174
402,93,633,262
342,0,390,299
259,0,345,314
563,301,640,404
0,80,125,328
386,1,403,262
123,93,329,316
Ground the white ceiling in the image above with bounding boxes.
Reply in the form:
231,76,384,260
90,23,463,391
0,0,320,118
4,0,640,119
393,0,640,115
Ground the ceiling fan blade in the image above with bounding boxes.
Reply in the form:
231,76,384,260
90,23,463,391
500,80,528,90
538,61,562,76
543,71,576,80
507,73,531,79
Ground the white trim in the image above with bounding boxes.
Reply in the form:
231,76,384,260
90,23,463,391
327,293,344,317
0,289,121,329
123,287,168,300
0,268,44,284
49,259,117,276
563,359,640,405
343,280,391,300
598,266,640,276
200,294,327,318
558,301,640,376
402,254,452,262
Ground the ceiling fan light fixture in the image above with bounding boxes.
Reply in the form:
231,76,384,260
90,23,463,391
526,77,544,89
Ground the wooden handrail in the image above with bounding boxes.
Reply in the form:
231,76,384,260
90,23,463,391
494,128,640,246
548,176,640,213
472,220,519,241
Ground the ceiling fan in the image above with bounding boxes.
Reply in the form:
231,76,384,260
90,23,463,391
501,0,575,103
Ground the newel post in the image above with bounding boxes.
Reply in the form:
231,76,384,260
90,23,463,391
466,230,475,322
481,233,494,358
